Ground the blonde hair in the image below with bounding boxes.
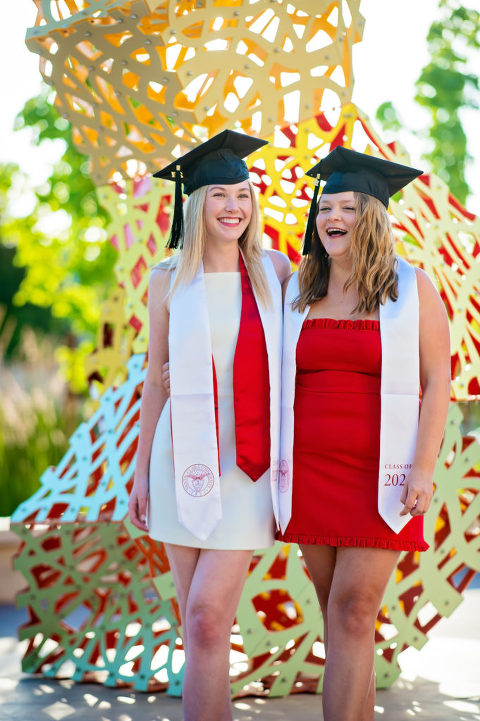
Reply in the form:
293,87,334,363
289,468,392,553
161,181,271,306
294,191,398,313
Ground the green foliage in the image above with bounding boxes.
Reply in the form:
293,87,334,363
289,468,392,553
414,1,480,203
0,164,66,357
0,335,82,516
0,399,68,517
374,2,479,205
0,88,118,515
1,86,117,390
375,102,402,132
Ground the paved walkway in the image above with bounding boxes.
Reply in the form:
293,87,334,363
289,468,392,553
1,589,479,720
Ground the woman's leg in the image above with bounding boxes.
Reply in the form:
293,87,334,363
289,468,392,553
299,544,336,652
166,544,253,721
322,547,400,721
164,543,200,652
363,668,376,721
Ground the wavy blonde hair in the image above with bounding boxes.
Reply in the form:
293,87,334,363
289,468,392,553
294,191,398,313
160,181,271,307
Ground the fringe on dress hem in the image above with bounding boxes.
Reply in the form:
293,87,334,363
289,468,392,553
277,533,429,552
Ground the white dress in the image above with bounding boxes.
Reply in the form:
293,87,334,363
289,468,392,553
148,271,276,550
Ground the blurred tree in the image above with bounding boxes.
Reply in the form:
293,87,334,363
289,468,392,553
375,1,479,205
1,87,117,391
0,163,67,357
414,1,480,204
375,101,402,133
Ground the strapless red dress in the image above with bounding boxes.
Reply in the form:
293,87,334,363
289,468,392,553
280,318,428,551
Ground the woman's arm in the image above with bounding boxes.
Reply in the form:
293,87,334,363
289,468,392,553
400,267,451,517
281,272,294,303
128,268,170,531
266,248,292,284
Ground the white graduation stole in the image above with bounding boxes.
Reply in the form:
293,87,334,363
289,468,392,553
377,257,419,532
169,252,282,541
279,272,308,533
279,257,419,534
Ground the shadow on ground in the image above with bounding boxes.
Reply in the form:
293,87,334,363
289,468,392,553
1,588,479,720
0,673,479,721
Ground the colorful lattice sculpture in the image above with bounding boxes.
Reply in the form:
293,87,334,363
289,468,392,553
83,103,480,400
11,0,480,698
251,103,480,399
13,521,184,692
11,401,480,691
26,0,365,183
232,402,480,694
85,175,173,395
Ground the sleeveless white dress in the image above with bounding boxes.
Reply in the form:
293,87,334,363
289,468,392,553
148,272,276,550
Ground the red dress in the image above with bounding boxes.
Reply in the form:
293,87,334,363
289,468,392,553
280,318,428,552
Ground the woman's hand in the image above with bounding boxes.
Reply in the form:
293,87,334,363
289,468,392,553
399,468,433,517
162,361,170,394
128,477,149,532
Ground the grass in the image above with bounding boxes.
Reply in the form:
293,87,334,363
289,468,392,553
0,328,83,517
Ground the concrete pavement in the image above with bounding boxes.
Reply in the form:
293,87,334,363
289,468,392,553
0,589,479,720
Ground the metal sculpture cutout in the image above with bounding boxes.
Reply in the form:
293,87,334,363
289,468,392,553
12,0,480,698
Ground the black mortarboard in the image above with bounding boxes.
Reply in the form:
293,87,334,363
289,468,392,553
153,129,268,249
302,146,423,255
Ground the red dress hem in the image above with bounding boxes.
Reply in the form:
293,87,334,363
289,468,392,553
278,532,429,552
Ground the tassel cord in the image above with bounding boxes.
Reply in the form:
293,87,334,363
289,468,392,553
167,166,185,250
302,175,321,256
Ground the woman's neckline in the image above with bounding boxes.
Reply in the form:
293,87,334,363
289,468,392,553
303,317,380,329
204,270,240,275
306,316,379,322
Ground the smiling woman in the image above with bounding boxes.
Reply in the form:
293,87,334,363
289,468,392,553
128,129,291,721
204,182,252,251
277,145,451,721
316,191,357,261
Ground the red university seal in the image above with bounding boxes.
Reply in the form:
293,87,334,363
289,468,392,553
273,460,290,493
278,459,289,493
182,464,215,497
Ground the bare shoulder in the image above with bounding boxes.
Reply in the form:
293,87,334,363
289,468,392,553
266,248,292,283
415,267,448,321
415,267,442,305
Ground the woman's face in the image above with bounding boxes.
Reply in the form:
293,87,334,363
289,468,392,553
204,181,252,244
316,191,357,259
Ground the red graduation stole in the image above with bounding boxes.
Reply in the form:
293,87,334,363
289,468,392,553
212,254,270,481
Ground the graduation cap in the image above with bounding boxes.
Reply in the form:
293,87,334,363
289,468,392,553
302,146,423,255
154,129,268,249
